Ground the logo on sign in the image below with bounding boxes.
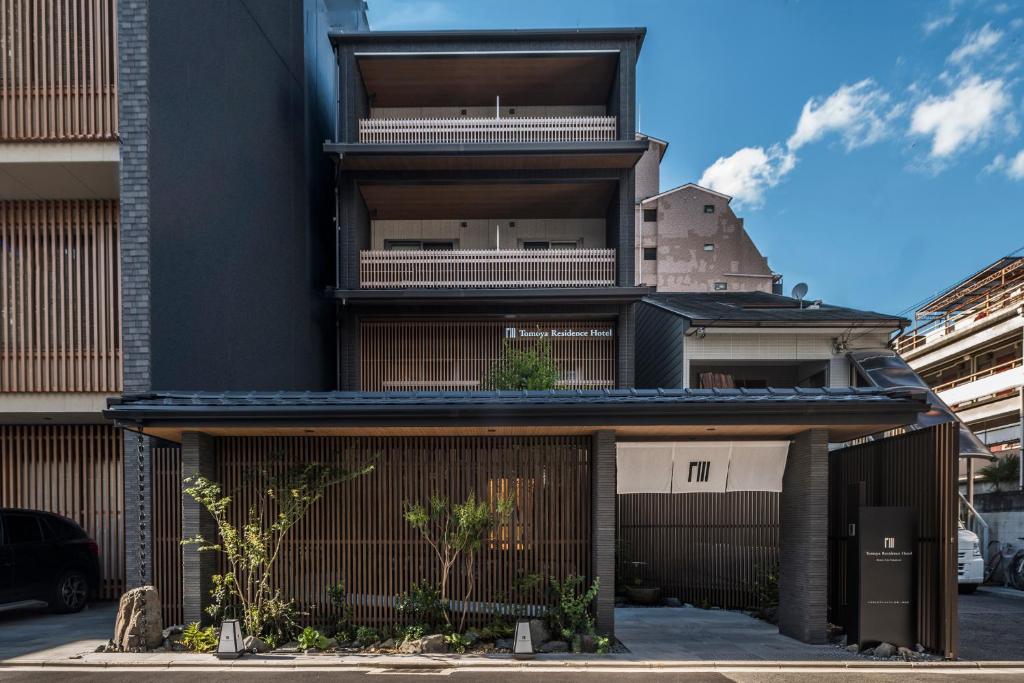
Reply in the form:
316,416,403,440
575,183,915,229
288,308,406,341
688,461,711,483
884,537,896,549
505,327,517,339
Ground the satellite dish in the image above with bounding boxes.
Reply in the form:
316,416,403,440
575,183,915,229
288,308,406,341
791,282,808,301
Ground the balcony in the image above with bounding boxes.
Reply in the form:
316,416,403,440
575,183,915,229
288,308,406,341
358,116,617,145
359,248,617,289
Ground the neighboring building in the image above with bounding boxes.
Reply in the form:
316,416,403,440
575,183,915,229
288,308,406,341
0,0,124,599
635,292,905,391
102,17,945,647
895,256,1024,539
633,134,777,293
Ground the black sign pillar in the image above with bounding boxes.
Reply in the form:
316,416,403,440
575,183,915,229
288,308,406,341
848,504,917,648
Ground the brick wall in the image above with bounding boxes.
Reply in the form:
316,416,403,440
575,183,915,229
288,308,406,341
778,428,828,643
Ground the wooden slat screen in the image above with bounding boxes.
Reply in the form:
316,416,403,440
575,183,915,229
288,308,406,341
215,435,591,627
828,423,959,658
0,200,121,392
153,445,182,626
617,491,779,609
0,0,118,141
361,320,616,391
359,116,617,144
0,424,124,599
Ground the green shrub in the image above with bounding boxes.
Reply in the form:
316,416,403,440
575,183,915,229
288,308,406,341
396,579,446,630
595,635,611,655
182,622,218,653
297,626,329,650
444,632,472,653
399,623,426,643
479,620,514,641
547,575,600,639
485,338,560,390
980,454,1019,492
354,625,379,646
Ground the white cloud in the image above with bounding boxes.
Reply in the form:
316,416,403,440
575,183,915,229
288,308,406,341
923,14,955,35
909,76,1011,157
993,3,1011,14
787,79,896,151
370,0,454,29
987,150,1024,179
1011,17,1024,30
948,23,1004,64
697,145,797,208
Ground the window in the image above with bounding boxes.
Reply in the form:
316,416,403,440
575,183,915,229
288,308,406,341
643,247,658,261
522,240,579,250
384,240,456,251
44,516,85,541
1,513,43,544
704,204,715,214
642,209,658,222
713,282,728,291
703,243,715,251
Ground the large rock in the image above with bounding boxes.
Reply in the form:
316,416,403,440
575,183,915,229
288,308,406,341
112,586,162,652
539,640,569,653
243,635,268,653
420,634,447,653
874,642,896,658
494,638,514,651
528,619,551,645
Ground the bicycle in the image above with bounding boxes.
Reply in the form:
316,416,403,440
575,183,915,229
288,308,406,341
985,539,1024,589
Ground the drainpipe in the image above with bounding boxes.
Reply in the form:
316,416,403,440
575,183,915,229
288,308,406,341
1019,306,1023,491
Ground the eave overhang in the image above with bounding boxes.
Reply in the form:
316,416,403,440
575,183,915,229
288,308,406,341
324,141,649,172
105,388,930,444
328,286,653,307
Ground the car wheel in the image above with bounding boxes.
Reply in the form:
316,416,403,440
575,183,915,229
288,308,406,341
50,570,89,613
959,583,979,594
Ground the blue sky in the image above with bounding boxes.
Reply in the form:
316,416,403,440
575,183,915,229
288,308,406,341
367,0,1024,316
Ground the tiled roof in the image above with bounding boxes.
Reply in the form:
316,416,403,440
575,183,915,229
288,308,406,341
644,292,906,327
109,386,923,409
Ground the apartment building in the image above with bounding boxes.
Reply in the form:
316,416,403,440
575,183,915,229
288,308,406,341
0,0,124,600
96,13,961,647
896,256,1024,538
633,134,777,293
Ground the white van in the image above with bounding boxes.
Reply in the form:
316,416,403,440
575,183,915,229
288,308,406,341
958,524,984,592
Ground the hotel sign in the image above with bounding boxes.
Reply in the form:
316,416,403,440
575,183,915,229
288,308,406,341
504,327,614,339
849,506,917,649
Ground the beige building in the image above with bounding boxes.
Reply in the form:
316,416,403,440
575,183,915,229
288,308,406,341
634,134,777,293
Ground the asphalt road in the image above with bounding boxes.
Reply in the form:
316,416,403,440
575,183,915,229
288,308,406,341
0,672,1020,682
958,587,1024,661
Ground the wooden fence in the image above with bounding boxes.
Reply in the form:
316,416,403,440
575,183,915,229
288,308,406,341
213,435,592,627
359,249,616,289
0,200,121,392
360,319,616,392
0,0,118,141
359,116,616,144
828,423,959,659
0,424,124,599
153,445,183,626
616,491,779,609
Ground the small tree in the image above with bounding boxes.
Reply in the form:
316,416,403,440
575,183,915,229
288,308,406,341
485,338,560,390
183,456,374,639
404,491,515,629
979,453,1019,492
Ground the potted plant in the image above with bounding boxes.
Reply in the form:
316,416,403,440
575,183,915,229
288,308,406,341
623,560,662,606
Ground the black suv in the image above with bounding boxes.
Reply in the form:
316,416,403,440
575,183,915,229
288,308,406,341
0,509,101,613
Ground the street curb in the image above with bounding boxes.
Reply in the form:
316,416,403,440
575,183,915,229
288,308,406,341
3,656,1024,672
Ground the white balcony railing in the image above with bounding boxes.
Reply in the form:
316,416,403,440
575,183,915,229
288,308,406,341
358,116,617,144
359,249,616,289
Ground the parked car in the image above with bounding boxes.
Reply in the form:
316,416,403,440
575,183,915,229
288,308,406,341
0,508,101,613
958,523,984,593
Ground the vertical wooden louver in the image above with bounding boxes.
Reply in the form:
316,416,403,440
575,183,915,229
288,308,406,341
361,320,616,391
0,424,124,599
153,445,183,626
0,200,121,392
0,0,118,141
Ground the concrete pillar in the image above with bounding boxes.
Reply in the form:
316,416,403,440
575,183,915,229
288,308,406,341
778,428,829,644
182,431,217,625
591,430,617,635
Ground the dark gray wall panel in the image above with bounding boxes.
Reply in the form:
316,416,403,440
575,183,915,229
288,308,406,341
635,301,684,389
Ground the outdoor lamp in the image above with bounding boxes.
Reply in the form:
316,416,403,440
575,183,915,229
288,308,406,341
513,618,534,657
216,619,245,659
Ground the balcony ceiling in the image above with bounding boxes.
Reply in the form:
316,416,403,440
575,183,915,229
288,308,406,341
359,180,617,219
356,53,618,107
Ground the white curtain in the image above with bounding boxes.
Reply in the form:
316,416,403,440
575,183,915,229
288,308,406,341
616,441,790,494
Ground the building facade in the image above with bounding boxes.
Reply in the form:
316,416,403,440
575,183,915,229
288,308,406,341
0,0,124,599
